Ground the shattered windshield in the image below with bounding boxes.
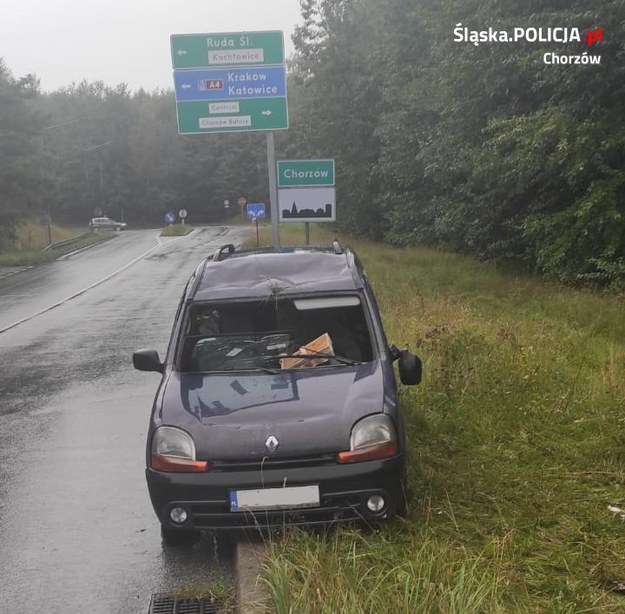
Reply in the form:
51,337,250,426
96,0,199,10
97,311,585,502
180,296,373,373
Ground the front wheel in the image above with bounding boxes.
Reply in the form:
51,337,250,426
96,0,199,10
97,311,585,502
160,524,200,547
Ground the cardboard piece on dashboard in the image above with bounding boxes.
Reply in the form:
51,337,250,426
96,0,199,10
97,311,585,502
280,333,334,369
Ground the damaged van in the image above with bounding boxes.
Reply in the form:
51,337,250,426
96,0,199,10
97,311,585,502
133,242,421,544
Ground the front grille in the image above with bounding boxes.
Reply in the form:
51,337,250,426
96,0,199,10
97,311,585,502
187,493,366,530
210,453,337,472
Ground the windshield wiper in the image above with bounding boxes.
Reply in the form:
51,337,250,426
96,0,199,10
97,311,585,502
190,366,284,375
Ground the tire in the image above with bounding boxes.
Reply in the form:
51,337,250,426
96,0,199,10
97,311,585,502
160,524,200,547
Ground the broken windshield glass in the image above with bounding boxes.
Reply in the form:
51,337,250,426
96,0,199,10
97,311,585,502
180,296,374,372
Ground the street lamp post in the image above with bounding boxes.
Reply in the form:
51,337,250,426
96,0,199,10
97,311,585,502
82,142,110,219
38,118,84,246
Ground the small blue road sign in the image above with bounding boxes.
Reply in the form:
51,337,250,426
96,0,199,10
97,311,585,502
247,203,266,220
164,211,176,224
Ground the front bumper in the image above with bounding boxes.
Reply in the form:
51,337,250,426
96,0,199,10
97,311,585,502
147,454,405,531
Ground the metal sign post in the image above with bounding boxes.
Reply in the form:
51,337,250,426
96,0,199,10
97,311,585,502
266,133,280,247
246,203,266,247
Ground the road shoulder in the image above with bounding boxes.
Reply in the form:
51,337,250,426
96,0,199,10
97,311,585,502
237,539,269,613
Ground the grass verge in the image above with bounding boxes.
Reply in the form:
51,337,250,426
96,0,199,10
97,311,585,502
0,221,111,267
161,223,194,236
254,225,625,612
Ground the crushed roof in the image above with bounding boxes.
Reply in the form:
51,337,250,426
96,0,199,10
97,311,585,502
193,249,364,301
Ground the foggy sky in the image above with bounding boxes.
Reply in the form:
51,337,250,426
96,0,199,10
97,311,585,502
0,0,302,92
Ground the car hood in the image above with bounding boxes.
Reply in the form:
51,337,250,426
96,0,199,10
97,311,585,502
156,362,386,459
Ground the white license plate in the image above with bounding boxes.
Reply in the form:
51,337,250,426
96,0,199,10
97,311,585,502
229,485,320,512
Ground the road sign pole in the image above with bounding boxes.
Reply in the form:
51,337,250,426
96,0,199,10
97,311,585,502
266,132,280,247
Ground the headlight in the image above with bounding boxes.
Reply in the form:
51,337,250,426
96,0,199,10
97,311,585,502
337,414,398,463
150,426,209,473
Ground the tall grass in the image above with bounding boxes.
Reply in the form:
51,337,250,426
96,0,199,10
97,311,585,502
264,528,515,614
13,220,83,249
258,226,625,612
0,221,107,266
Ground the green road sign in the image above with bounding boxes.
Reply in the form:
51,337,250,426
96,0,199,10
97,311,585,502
171,31,284,69
277,159,335,187
176,98,289,134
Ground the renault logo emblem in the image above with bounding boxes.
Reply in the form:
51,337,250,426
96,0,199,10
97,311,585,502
265,435,279,453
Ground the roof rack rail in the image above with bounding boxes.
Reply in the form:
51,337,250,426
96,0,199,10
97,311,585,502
332,239,343,254
211,243,236,261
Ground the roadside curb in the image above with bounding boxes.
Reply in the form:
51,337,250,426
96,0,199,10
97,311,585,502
0,266,32,280
236,539,269,613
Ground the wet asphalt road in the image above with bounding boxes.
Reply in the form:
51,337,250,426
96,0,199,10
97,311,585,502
0,227,250,614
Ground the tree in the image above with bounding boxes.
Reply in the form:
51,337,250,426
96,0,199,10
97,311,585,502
285,0,389,237
0,61,45,247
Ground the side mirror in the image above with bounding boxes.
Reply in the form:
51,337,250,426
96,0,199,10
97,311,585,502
133,349,164,373
398,350,422,386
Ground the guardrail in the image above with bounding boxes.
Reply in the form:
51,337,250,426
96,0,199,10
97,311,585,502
42,232,93,252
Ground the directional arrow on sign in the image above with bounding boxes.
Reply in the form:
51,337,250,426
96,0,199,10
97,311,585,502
247,202,266,220
171,31,285,69
176,97,288,134
173,66,286,101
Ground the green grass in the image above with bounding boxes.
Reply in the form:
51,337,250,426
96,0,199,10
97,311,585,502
256,226,625,612
0,221,110,266
264,528,513,613
14,220,84,248
255,222,337,247
0,248,54,267
161,223,194,236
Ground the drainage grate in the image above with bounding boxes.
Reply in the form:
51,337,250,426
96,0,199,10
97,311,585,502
148,593,224,614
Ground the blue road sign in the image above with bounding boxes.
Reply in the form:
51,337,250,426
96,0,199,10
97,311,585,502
247,203,266,220
173,66,286,101
164,211,176,224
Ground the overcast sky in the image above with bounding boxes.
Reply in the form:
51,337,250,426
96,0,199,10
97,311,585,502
0,0,303,92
